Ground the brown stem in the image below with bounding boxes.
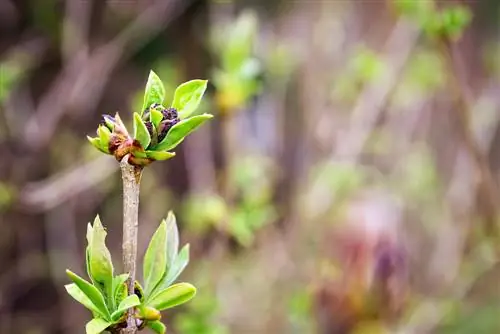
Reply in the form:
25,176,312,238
119,156,143,334
440,38,500,237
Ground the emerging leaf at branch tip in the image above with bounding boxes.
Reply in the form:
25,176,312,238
145,150,176,161
150,109,164,129
171,79,208,119
147,320,167,334
142,70,166,113
154,114,214,152
97,125,111,148
143,220,168,297
85,318,112,334
149,282,197,311
133,112,151,149
87,136,108,154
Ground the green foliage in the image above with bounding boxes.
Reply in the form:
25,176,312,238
65,213,195,333
87,70,213,167
211,10,262,113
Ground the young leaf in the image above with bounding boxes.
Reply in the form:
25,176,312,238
65,283,101,316
154,114,213,151
171,80,208,119
66,270,111,320
85,318,112,334
97,125,111,152
111,294,141,321
112,273,129,307
145,150,176,161
147,320,167,334
148,282,197,311
139,306,162,321
142,70,165,113
162,244,190,288
88,215,114,288
87,136,108,154
133,112,151,149
143,220,168,297
165,211,179,268
150,109,164,129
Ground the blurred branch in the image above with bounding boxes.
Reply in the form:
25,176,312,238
19,155,117,211
24,0,189,149
61,0,92,61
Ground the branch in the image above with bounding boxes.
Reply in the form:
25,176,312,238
119,156,143,334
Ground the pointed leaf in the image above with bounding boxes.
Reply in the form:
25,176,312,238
147,320,166,334
149,283,196,311
111,294,140,321
154,114,213,151
165,211,179,268
162,244,190,288
66,270,111,320
87,136,108,154
85,318,112,334
171,80,208,119
133,112,151,149
142,70,165,113
97,126,111,152
88,215,114,287
150,109,164,129
143,220,168,297
145,150,176,161
65,283,101,315
112,273,129,306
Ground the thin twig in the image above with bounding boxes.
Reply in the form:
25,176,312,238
120,156,143,334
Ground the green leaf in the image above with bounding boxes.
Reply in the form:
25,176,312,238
150,109,164,129
133,112,151,149
145,150,176,161
111,294,141,321
112,273,129,307
97,126,111,152
165,211,179,269
88,215,114,289
155,114,213,151
149,282,196,311
65,283,101,316
171,80,208,119
66,269,111,320
143,220,168,297
147,320,167,334
142,70,165,113
85,318,112,334
162,244,190,288
87,136,108,154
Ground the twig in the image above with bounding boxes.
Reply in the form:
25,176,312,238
119,156,143,334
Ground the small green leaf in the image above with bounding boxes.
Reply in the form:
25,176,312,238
147,320,167,334
97,126,111,152
139,306,162,321
133,113,151,149
65,283,101,316
87,136,108,154
171,80,208,119
149,282,197,311
85,318,112,334
111,294,141,321
112,273,129,307
162,244,190,288
88,215,114,289
66,269,111,320
143,220,168,297
142,70,165,113
165,211,179,268
145,150,176,161
155,114,213,151
150,109,164,129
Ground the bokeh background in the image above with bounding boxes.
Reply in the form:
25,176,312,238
1,0,500,333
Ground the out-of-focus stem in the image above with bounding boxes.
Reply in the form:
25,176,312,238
440,37,500,237
120,156,143,334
